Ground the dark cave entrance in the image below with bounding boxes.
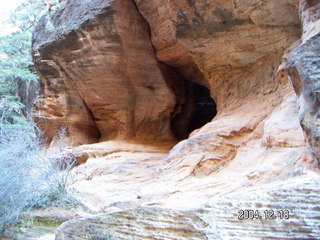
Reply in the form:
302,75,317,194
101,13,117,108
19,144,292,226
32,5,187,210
188,84,217,133
171,81,217,140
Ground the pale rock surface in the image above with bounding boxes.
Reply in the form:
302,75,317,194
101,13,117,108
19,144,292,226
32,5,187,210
57,173,320,240
69,89,311,212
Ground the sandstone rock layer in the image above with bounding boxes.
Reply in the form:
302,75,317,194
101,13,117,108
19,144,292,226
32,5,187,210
33,0,178,146
134,0,306,175
31,0,320,239
57,174,320,240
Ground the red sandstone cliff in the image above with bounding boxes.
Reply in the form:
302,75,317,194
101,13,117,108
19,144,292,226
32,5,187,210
28,0,320,239
33,0,179,146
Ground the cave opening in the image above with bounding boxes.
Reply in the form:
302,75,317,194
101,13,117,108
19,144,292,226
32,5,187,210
171,81,217,140
188,84,217,133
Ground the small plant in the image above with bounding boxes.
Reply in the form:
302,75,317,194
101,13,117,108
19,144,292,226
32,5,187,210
0,104,77,235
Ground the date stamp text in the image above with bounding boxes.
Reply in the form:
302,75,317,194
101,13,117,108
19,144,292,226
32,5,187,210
238,209,290,220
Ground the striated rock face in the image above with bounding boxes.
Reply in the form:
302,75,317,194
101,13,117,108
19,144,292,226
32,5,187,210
134,0,307,175
283,0,320,160
31,0,320,239
134,0,300,106
56,174,320,240
33,0,178,146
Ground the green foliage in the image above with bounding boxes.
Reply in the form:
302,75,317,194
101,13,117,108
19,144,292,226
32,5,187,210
0,0,46,127
15,216,64,229
9,0,46,31
0,1,77,236
0,98,28,133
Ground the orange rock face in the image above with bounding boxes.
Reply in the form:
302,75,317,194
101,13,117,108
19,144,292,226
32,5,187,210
134,0,309,174
32,0,319,180
135,0,300,105
32,0,318,178
33,0,178,146
30,0,320,239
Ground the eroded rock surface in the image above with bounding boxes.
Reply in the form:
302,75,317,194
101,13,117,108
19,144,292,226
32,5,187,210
134,0,306,175
284,0,320,160
33,0,178,146
30,0,320,239
57,174,320,240
134,0,300,104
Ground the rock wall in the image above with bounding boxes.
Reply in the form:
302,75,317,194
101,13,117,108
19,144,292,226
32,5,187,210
284,0,320,160
56,174,320,240
30,0,320,239
33,0,179,146
134,0,308,176
134,0,300,107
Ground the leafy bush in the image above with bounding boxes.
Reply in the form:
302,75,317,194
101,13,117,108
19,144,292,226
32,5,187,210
0,0,47,126
0,112,77,235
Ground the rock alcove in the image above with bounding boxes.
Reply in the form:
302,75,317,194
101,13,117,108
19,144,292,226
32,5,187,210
26,0,320,239
32,0,222,146
187,84,217,134
32,0,312,178
171,81,217,140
